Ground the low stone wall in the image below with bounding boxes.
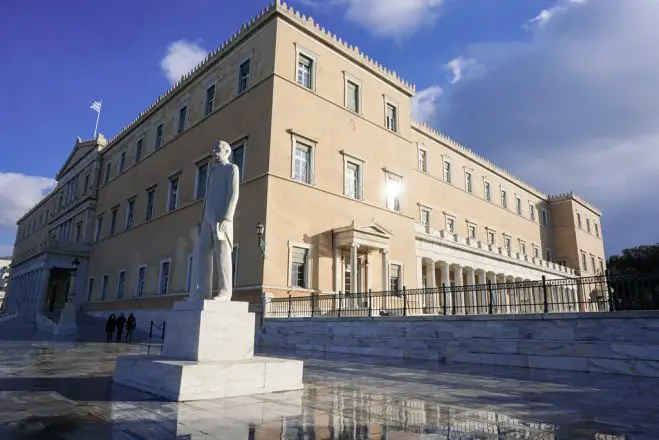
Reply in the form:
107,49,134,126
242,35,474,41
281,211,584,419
260,311,659,377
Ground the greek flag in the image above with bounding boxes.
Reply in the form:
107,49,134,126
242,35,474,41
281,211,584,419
90,101,102,113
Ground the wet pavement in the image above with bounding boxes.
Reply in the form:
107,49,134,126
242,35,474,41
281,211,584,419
0,339,656,439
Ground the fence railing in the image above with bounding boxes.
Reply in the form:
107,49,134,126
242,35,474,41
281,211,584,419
147,320,166,355
264,273,659,318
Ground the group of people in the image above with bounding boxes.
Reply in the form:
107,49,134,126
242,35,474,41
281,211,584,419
105,313,136,342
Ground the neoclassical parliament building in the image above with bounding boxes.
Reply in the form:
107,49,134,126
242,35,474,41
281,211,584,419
4,1,606,324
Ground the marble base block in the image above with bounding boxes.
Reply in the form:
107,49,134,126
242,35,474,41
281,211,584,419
113,299,304,401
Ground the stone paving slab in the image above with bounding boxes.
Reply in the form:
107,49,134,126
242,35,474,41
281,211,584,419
0,340,656,438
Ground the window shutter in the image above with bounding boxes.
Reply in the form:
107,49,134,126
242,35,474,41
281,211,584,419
292,247,308,264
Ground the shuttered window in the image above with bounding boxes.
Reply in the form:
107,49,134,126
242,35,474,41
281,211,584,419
290,247,308,288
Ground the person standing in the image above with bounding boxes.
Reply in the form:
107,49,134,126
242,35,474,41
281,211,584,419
105,314,116,342
116,313,127,341
125,313,136,343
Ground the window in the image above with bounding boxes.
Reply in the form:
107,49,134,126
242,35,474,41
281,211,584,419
346,79,361,113
541,209,549,227
515,196,522,215
296,51,315,89
101,275,108,300
468,223,476,239
230,140,246,181
117,271,126,299
292,138,313,184
557,259,567,267
136,266,147,297
546,248,553,262
94,215,104,241
104,162,112,184
158,260,171,295
443,160,452,183
75,221,83,242
125,199,135,229
465,171,473,193
529,203,536,221
343,157,363,200
445,216,455,234
581,252,587,269
519,240,527,255
177,105,188,134
118,151,126,174
484,181,491,201
389,264,402,291
504,236,512,251
84,174,90,191
599,259,605,274
290,246,309,288
110,207,118,235
577,213,582,228
385,102,398,132
154,123,164,150
185,254,193,292
586,218,591,233
533,246,540,259
87,278,94,302
195,162,209,200
590,255,596,273
204,84,216,116
385,172,403,212
145,188,155,221
487,230,495,245
135,138,143,163
168,176,179,212
501,188,508,209
238,58,251,93
594,223,600,237
420,208,430,226
418,146,428,172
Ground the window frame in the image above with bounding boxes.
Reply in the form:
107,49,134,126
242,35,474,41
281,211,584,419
486,228,496,245
167,175,180,212
295,44,317,91
136,265,147,297
577,212,582,228
442,156,452,184
116,270,126,299
515,195,522,215
145,186,156,221
383,96,399,132
500,186,508,209
343,72,363,114
94,214,104,241
288,241,312,289
384,170,404,212
290,134,316,185
545,248,553,262
417,144,428,173
103,162,112,185
389,262,403,292
204,82,216,116
86,277,94,302
533,245,540,259
194,160,210,201
236,53,253,94
154,122,164,150
466,221,477,239
118,151,126,174
483,178,492,201
503,234,512,251
444,213,456,234
158,258,172,295
529,202,536,221
541,208,550,227
177,102,188,134
464,168,473,193
419,205,431,227
342,152,364,200
135,138,144,163
101,274,109,300
109,206,119,236
518,239,527,256
230,138,248,182
125,198,135,230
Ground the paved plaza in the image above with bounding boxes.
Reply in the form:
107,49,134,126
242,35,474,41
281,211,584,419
0,335,657,439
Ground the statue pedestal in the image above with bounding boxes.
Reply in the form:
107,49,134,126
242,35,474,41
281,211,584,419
113,300,303,401
55,302,78,336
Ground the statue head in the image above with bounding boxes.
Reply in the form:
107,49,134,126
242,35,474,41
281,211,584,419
212,140,232,163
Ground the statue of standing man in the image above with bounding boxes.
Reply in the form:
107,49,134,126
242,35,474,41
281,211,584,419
188,140,239,302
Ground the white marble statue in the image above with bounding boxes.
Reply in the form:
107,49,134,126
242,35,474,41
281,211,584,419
188,140,240,302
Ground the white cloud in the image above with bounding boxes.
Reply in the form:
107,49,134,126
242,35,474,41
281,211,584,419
445,56,481,84
433,0,659,253
160,40,209,86
0,173,55,235
524,0,589,29
412,85,443,123
301,0,446,39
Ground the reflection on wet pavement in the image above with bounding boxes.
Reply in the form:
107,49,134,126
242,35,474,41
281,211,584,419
0,340,655,439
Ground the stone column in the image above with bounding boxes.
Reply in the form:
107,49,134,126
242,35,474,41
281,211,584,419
475,270,486,314
453,265,464,314
333,247,342,293
465,267,476,314
425,259,437,312
381,249,389,291
349,244,358,294
440,262,451,313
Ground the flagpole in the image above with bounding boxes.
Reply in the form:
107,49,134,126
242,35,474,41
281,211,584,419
93,100,102,139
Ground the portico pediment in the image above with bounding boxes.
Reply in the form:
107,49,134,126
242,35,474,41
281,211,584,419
333,220,392,250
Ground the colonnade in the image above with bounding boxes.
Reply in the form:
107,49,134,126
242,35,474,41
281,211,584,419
4,267,49,316
416,257,582,315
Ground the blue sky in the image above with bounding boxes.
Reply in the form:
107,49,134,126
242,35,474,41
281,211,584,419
0,0,657,257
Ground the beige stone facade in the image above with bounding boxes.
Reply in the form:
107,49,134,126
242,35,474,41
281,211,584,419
6,0,606,318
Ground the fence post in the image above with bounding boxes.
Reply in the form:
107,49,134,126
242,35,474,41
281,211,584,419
487,280,494,315
368,289,372,317
605,270,615,312
442,283,447,316
287,294,292,318
161,321,166,341
337,291,342,318
310,292,316,317
403,286,407,316
149,321,153,341
542,276,549,313
260,292,266,319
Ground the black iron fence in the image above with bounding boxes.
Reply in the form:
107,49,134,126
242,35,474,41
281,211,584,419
147,320,166,355
264,273,659,318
